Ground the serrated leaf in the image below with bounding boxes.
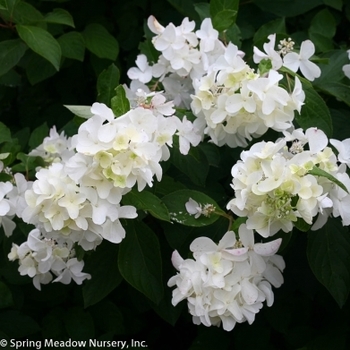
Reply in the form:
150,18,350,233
118,220,163,304
308,166,349,193
64,105,93,119
57,31,85,61
122,189,170,222
82,23,119,61
307,218,350,307
0,39,27,77
97,64,120,107
44,8,75,27
296,83,333,137
111,85,130,117
17,24,61,71
162,189,224,227
82,241,123,308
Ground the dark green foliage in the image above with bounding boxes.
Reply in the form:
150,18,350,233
1,0,350,348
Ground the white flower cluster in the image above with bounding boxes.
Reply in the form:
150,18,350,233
168,225,285,331
29,126,74,164
127,16,315,149
190,46,305,147
8,228,91,290
8,92,202,289
0,163,30,237
127,16,226,110
227,127,350,237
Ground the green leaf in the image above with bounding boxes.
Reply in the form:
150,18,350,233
0,281,13,308
210,0,239,32
0,39,27,77
64,105,93,119
0,0,19,13
122,189,170,222
323,0,343,10
14,152,42,172
194,2,210,21
162,189,224,227
138,39,159,63
296,83,333,137
97,64,120,107
25,53,57,85
16,25,61,71
82,241,123,308
0,122,12,144
309,9,336,39
309,32,333,52
316,82,350,108
44,8,75,27
314,50,349,85
172,140,209,186
118,220,163,304
82,23,119,61
307,218,350,307
258,58,273,75
1,1,44,25
57,31,85,61
111,85,130,117
28,122,48,149
294,217,312,232
153,175,187,197
308,166,349,193
253,18,286,46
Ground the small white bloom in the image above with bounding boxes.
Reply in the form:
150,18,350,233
283,40,321,81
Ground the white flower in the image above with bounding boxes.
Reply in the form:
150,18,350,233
283,40,321,81
253,34,283,70
127,54,153,84
342,49,350,79
330,138,350,168
175,116,202,155
196,18,219,53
